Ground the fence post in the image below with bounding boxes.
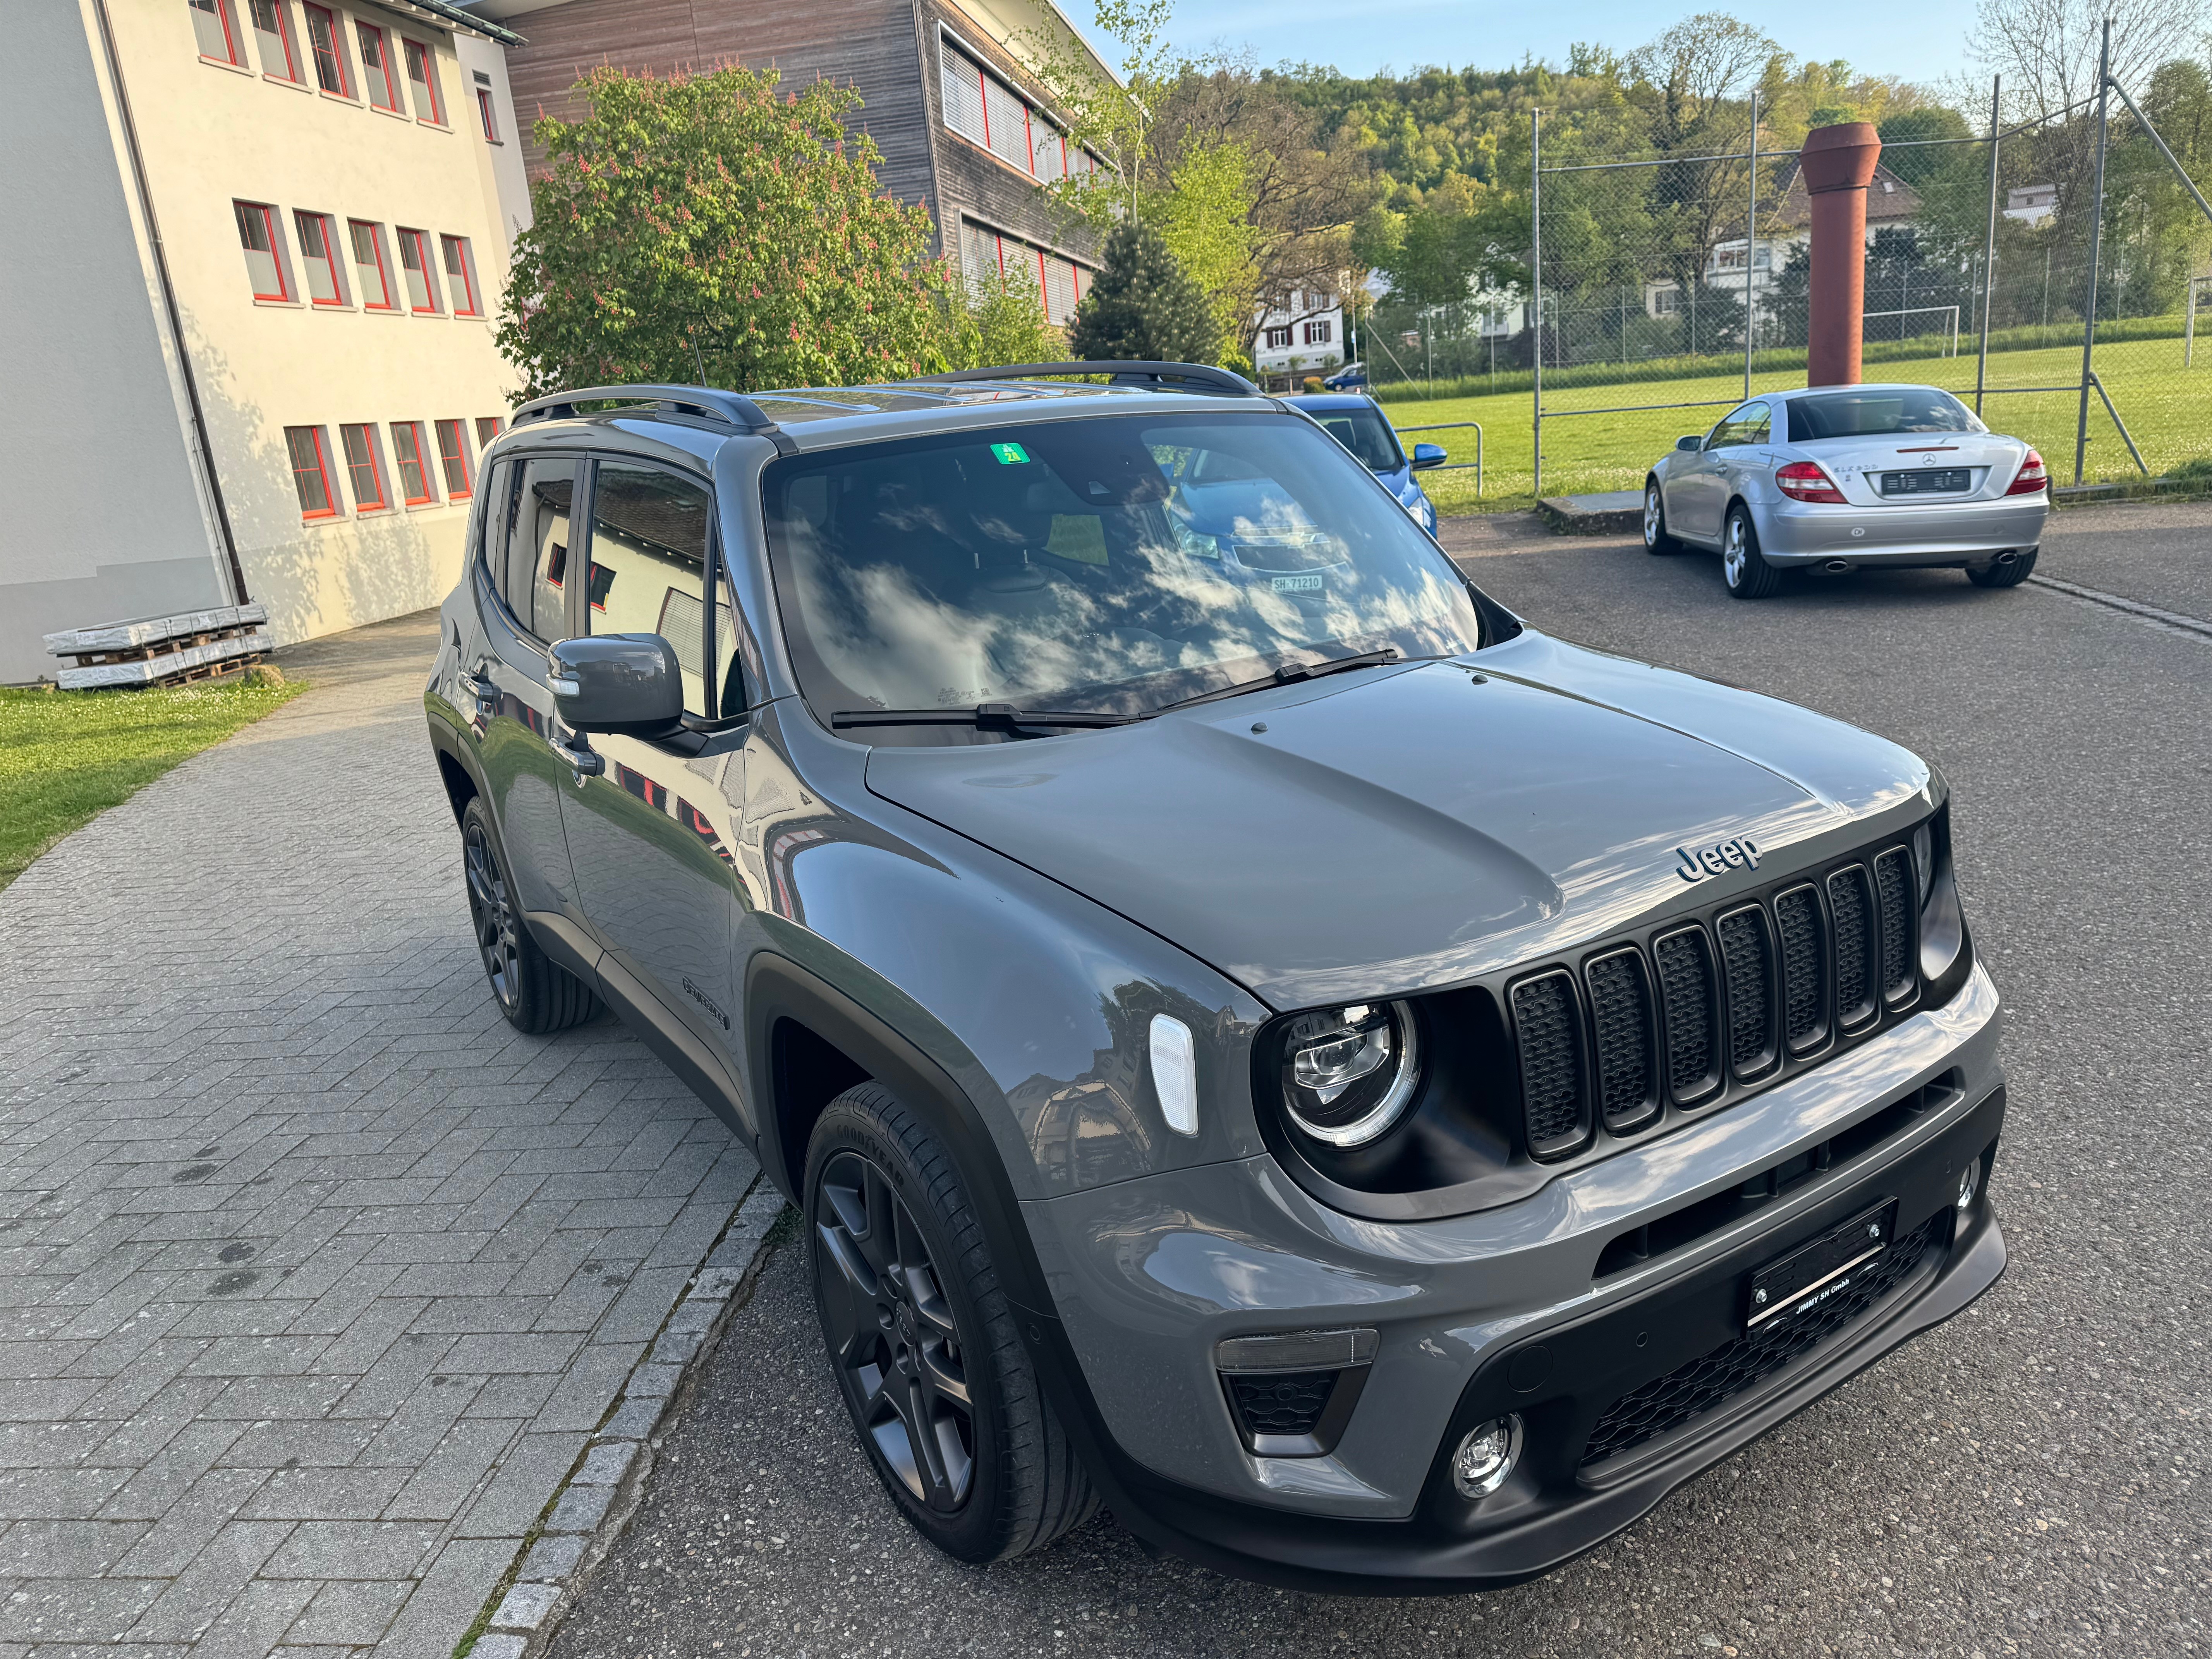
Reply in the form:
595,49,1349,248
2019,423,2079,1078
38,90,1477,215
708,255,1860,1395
1976,75,2000,414
2074,19,2112,486
1532,106,1543,501
1745,89,1759,400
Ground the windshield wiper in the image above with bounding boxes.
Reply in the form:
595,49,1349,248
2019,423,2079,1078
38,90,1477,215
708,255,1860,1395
1154,647,1409,714
830,703,1143,733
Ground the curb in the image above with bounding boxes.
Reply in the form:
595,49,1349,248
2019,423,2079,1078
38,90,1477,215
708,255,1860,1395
455,1181,792,1659
1536,493,1644,535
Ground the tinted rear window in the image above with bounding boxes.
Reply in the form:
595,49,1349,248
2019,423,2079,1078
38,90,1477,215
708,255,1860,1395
1306,407,1404,471
1788,388,1982,441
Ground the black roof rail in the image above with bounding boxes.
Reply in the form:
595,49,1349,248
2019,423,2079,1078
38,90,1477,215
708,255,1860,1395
510,384,790,443
908,361,1262,397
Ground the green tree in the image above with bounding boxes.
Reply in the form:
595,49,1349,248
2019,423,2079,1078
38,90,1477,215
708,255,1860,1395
1877,106,1975,188
498,65,951,395
941,271,1061,370
1066,221,1223,362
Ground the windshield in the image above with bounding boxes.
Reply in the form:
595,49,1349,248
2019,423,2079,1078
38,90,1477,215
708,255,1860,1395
761,412,1483,744
1304,405,1405,471
1787,387,1985,441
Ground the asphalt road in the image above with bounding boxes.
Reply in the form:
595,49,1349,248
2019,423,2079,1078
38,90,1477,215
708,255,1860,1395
547,501,2212,1659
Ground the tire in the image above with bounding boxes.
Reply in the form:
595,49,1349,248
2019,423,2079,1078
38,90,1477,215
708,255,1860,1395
806,1082,1097,1563
1643,479,1681,554
460,794,600,1034
1967,547,2038,588
1721,503,1782,599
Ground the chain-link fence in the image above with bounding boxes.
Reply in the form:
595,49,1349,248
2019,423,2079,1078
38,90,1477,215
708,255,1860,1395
1501,58,2212,500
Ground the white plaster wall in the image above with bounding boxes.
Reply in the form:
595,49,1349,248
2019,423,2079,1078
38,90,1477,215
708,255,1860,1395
0,3,233,684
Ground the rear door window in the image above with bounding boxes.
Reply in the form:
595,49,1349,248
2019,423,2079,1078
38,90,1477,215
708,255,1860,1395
583,461,737,718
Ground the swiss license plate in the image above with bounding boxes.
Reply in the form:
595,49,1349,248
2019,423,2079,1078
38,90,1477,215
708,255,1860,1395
1881,468,1971,495
1746,1199,1899,1331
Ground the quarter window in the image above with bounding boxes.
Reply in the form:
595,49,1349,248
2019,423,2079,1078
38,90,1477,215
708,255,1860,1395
348,220,396,311
294,211,345,306
498,459,578,639
396,229,441,313
439,235,481,317
585,462,732,718
301,3,349,94
402,38,445,123
246,0,301,80
338,423,388,510
356,21,402,111
189,0,243,64
434,419,472,498
391,421,434,504
233,201,290,302
284,426,339,519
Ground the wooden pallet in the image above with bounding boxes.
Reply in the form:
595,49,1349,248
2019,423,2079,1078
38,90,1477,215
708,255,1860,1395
54,625,274,690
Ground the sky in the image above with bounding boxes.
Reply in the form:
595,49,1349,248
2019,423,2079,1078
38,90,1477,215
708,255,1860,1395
1083,0,1987,89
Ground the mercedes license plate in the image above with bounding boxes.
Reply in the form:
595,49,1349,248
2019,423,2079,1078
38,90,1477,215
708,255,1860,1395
1881,468,1971,495
1746,1200,1899,1331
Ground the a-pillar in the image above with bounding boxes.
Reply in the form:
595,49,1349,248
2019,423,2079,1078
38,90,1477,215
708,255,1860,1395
1799,122,1883,387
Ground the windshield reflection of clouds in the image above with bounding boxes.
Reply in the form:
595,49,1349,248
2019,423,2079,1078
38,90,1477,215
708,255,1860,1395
765,415,1481,733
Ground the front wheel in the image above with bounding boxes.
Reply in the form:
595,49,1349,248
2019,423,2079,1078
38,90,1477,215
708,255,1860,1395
1643,480,1680,554
807,1083,1096,1563
1722,504,1782,599
1967,548,2038,588
460,795,599,1034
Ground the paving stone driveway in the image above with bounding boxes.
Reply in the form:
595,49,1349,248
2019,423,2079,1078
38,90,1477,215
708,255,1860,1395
0,614,764,1659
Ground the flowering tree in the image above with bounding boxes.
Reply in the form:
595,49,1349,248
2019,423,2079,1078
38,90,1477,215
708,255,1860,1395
498,65,954,394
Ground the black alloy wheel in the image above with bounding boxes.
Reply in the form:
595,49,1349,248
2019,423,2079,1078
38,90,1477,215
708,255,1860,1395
458,795,599,1034
814,1147,976,1513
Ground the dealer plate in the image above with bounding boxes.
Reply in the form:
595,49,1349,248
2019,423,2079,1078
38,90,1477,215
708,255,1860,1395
1746,1199,1899,1331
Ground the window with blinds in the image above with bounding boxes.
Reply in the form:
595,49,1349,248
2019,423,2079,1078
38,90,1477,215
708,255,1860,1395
959,218,1087,326
939,35,1097,185
940,41,987,146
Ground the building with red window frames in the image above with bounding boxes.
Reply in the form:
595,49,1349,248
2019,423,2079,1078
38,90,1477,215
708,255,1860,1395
0,0,531,681
480,0,1106,329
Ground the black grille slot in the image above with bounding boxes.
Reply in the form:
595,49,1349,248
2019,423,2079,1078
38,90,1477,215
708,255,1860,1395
1652,926,1720,1104
1827,864,1877,1030
1586,948,1659,1131
1512,971,1590,1158
1773,885,1829,1054
1873,847,1916,1005
1225,1371,1337,1439
1716,906,1777,1078
1581,1210,1945,1467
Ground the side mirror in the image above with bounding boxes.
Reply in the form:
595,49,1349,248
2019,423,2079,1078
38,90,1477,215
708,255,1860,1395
1410,442,1448,471
1676,434,1704,452
548,634,684,740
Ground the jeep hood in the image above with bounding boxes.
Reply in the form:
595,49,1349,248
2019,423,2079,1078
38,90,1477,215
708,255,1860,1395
863,631,1934,1009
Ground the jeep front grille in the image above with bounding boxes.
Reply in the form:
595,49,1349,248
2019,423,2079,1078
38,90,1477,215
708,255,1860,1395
1507,837,1923,1161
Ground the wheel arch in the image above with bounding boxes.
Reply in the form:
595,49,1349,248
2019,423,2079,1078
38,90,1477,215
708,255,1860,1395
426,719,484,827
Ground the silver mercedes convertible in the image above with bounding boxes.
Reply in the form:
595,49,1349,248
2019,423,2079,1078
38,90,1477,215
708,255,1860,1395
1642,383,2049,599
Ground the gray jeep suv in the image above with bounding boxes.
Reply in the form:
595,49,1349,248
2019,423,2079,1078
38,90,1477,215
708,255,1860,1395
423,362,2006,1592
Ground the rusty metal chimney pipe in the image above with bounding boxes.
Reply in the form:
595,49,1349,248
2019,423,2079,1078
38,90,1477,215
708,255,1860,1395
1799,122,1882,387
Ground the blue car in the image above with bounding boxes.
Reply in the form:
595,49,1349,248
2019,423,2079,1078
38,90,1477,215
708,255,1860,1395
1285,393,1446,536
1321,360,1368,390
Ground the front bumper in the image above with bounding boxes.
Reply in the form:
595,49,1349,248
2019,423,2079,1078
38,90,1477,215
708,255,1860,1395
1757,493,2048,566
1020,964,2007,1592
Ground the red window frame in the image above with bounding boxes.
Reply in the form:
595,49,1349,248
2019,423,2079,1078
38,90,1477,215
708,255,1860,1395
190,0,245,66
439,234,481,318
391,422,434,505
434,420,472,499
348,220,396,311
246,0,301,81
285,426,339,519
294,210,345,307
396,229,440,314
476,86,499,142
301,3,350,95
338,423,389,511
234,201,290,302
402,38,444,124
476,416,505,447
356,20,400,111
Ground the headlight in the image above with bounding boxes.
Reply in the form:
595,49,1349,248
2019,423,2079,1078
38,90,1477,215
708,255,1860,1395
1279,1001,1421,1147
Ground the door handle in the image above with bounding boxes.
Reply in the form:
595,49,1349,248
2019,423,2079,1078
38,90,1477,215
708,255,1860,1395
551,729,605,782
458,667,498,714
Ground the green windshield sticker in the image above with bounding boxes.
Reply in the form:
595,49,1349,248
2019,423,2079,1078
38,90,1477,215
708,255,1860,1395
989,442,1031,465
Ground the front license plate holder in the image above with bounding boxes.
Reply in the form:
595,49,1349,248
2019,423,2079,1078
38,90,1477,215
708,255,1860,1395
1746,1199,1899,1331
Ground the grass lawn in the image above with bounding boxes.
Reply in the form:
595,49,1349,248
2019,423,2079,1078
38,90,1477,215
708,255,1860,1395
0,678,305,891
1380,338,2212,514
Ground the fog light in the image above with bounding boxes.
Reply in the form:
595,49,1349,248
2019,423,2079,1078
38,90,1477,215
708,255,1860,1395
1451,1415,1522,1498
1956,1159,1980,1210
